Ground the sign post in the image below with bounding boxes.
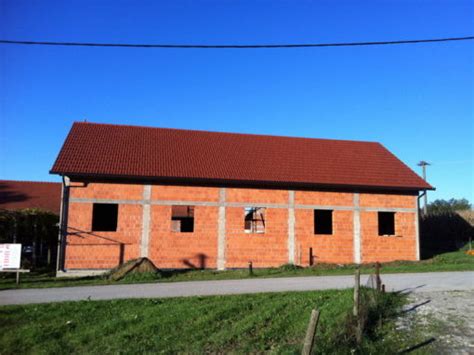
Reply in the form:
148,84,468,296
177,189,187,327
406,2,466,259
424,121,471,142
0,244,22,270
0,244,29,285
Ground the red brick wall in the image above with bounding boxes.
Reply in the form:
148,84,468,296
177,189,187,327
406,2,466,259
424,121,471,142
226,188,288,204
65,202,142,269
295,209,354,265
361,211,417,263
226,207,288,268
294,191,355,266
151,185,219,202
225,188,288,268
70,182,143,200
360,194,417,263
295,191,353,206
359,193,415,209
64,182,419,270
147,185,220,268
148,205,218,269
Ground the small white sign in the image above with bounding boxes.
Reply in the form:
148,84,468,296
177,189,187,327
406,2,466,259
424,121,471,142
0,244,22,270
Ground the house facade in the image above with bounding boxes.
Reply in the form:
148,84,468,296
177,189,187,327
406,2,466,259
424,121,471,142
51,122,433,272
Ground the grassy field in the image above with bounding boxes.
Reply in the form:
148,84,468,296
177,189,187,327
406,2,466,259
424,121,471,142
1,249,473,290
0,288,427,354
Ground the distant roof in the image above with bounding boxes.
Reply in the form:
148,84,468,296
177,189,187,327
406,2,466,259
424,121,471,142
51,122,433,191
0,180,61,214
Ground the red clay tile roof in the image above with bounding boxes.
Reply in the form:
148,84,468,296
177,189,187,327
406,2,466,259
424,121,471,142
0,180,61,214
50,122,433,191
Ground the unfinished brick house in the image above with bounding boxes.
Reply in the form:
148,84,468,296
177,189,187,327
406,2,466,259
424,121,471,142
51,122,433,273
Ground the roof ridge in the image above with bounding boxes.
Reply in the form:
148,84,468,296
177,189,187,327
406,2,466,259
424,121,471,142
72,121,380,145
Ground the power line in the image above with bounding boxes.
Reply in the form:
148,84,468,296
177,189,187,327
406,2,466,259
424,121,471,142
0,36,473,49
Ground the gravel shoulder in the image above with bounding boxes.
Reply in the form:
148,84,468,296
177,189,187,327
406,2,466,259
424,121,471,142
399,290,474,354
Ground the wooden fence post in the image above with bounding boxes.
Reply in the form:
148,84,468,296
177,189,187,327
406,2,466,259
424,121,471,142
302,309,320,355
119,243,125,265
375,262,381,292
354,266,362,344
353,266,360,317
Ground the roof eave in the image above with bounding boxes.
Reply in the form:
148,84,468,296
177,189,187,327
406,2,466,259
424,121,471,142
49,171,435,192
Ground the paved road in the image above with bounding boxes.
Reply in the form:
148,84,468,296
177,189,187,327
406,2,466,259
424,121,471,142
0,271,472,305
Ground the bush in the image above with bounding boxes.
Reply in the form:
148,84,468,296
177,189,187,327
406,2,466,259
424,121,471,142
320,287,404,354
277,263,303,271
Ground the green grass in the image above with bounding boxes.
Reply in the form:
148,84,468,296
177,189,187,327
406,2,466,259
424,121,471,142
0,289,409,354
1,249,472,290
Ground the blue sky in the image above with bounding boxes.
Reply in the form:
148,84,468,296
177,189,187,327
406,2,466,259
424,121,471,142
1,0,473,202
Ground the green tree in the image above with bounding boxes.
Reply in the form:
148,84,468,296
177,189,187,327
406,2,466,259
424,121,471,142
0,208,58,268
427,198,471,215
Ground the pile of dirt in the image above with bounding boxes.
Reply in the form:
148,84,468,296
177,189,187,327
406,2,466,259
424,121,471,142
108,258,158,281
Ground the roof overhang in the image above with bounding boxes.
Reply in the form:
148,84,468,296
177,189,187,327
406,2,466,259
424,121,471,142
50,171,435,193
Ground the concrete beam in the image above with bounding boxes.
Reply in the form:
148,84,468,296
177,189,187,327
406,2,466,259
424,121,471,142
415,195,421,261
361,207,417,213
69,197,416,213
217,188,227,270
70,197,143,205
140,185,152,258
56,178,70,273
353,193,361,264
288,191,295,264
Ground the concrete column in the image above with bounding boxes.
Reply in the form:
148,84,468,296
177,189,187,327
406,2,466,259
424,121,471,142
288,190,296,264
140,185,152,258
353,193,361,264
217,188,227,270
56,176,70,273
415,195,421,261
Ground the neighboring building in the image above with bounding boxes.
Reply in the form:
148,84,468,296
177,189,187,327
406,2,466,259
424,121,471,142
51,122,433,272
0,180,61,266
0,180,61,214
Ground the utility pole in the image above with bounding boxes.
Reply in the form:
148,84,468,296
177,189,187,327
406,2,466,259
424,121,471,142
417,161,430,215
